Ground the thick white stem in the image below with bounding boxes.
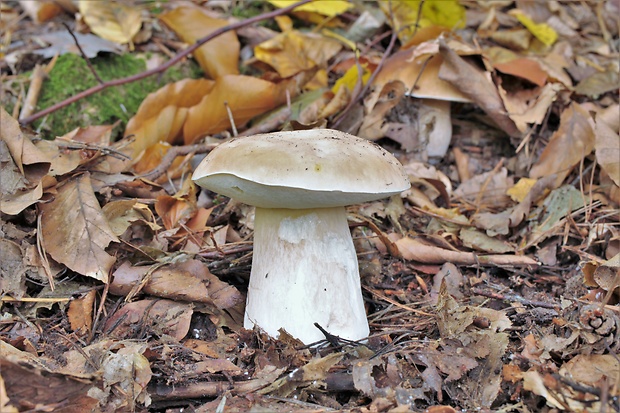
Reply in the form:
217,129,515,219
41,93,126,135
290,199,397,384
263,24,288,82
244,206,370,344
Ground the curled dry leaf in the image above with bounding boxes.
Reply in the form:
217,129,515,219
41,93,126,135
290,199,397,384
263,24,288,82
530,102,595,187
394,235,537,267
125,78,215,158
595,117,620,187
110,259,243,309
67,289,96,336
437,40,521,137
159,7,239,79
104,298,193,340
79,1,142,45
183,73,311,144
0,108,50,214
39,173,118,283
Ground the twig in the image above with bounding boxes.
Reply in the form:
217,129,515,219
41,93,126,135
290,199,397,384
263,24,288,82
62,22,104,84
471,287,558,309
140,142,218,181
18,64,47,120
19,0,313,126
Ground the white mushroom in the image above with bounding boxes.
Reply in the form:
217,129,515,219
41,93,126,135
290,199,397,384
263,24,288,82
192,129,410,344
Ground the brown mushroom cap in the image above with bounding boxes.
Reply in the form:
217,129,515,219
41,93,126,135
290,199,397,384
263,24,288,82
192,129,411,209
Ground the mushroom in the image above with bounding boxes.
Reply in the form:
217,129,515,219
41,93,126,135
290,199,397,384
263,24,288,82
371,51,471,159
192,129,410,344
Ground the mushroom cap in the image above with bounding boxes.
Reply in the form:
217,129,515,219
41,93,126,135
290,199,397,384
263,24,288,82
192,129,411,209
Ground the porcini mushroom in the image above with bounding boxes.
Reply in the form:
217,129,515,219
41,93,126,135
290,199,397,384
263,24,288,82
372,51,471,159
192,129,410,344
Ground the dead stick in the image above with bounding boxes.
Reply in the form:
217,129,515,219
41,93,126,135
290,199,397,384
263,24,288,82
471,288,558,309
62,22,104,84
140,142,217,181
19,0,313,126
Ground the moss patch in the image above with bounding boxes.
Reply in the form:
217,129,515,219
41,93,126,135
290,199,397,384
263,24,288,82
36,53,202,139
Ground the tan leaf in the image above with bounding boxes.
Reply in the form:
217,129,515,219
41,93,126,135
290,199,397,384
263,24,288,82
79,1,142,45
595,117,620,186
530,102,595,187
102,199,160,237
39,173,118,282
125,78,215,157
159,7,239,79
67,290,96,335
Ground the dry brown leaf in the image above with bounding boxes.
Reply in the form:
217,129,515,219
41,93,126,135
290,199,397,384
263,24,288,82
595,116,620,187
498,82,563,133
39,173,118,283
20,0,63,23
493,57,548,86
0,108,51,201
79,1,142,45
67,290,96,336
104,299,193,340
160,7,239,79
110,259,243,309
359,80,406,141
530,102,595,187
102,199,160,237
437,40,521,137
125,78,215,158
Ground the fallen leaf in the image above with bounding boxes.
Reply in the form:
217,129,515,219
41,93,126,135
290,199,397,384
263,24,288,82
507,177,537,203
511,10,558,46
394,236,537,266
267,0,352,17
125,78,215,157
459,227,514,253
254,16,341,88
67,290,96,335
104,299,193,340
39,173,118,283
110,259,243,309
530,102,595,187
79,1,142,45
33,31,122,59
159,7,239,79
595,117,620,186
102,199,160,237
20,0,63,23
437,40,521,137
183,73,311,144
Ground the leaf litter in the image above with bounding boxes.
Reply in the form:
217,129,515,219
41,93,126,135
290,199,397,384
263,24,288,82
1,1,619,412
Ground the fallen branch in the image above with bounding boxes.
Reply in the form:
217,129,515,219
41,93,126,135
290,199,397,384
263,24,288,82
19,0,313,126
140,142,217,181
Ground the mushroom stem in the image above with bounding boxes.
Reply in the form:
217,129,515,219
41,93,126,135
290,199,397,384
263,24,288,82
418,98,452,158
245,206,370,344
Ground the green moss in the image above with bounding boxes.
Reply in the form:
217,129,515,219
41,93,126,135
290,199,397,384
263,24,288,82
36,53,202,139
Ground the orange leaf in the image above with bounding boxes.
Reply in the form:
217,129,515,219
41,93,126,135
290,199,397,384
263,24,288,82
159,7,239,79
183,75,285,144
125,78,215,157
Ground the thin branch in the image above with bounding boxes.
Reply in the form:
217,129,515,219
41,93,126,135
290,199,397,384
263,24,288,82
139,142,217,181
62,22,104,84
19,0,313,126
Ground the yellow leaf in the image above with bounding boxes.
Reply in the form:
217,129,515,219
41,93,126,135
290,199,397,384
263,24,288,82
507,178,537,203
159,7,239,79
267,0,352,17
422,0,466,29
78,1,141,45
332,62,371,94
380,0,465,43
512,11,558,46
254,29,342,79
